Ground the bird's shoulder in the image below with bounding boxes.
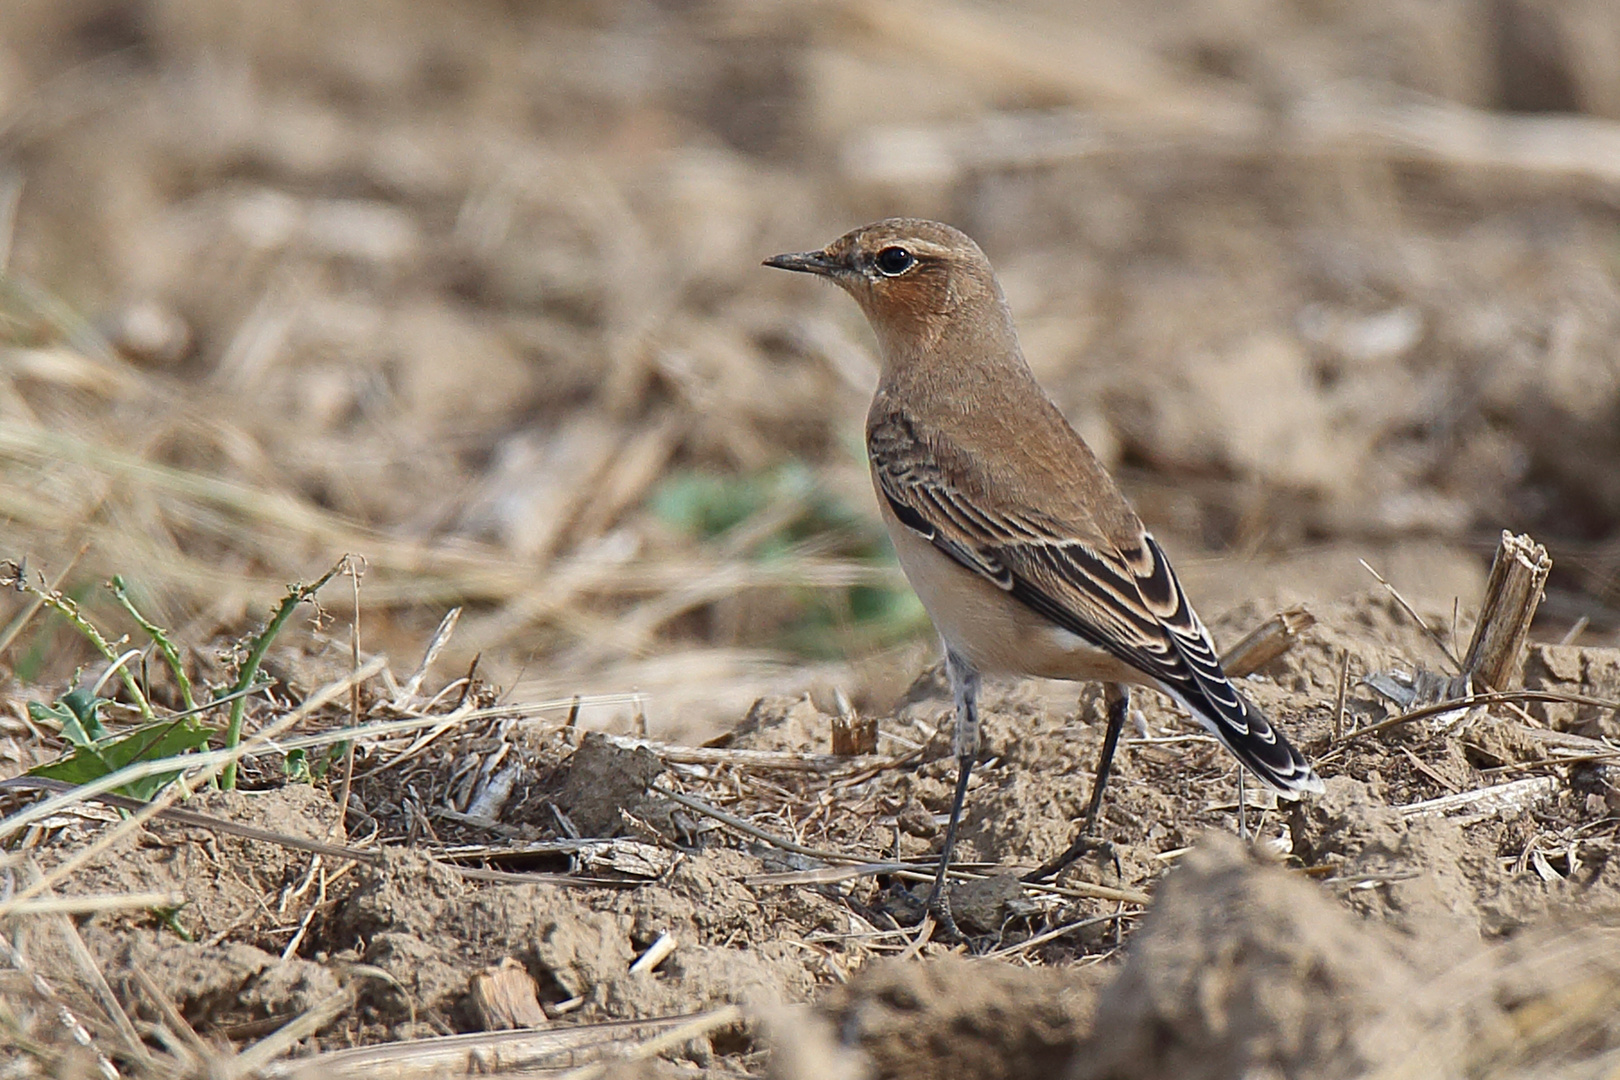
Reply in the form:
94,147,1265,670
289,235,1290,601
865,388,1142,554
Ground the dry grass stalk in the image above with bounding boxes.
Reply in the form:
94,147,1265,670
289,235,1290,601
744,857,1151,908
655,777,1153,902
556,1004,741,1080
1295,83,1620,188
842,82,1620,205
1359,558,1461,671
830,0,1257,133
2,891,183,916
607,733,909,774
130,966,210,1065
0,929,119,1080
1332,650,1353,741
218,987,354,1080
0,412,897,675
391,606,462,707
984,911,1134,960
653,782,853,862
1462,531,1552,693
1346,688,1620,744
1396,775,1560,824
0,776,380,863
26,865,156,1073
449,866,640,889
742,861,924,888
262,1014,722,1079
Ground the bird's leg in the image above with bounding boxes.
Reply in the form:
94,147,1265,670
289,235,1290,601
1237,769,1249,842
924,648,980,938
1024,683,1129,883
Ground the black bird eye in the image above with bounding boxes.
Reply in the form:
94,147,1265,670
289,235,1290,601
874,246,916,276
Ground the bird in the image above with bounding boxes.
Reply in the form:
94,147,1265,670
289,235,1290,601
765,218,1323,935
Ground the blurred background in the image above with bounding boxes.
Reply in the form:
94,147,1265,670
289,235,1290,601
2,0,1619,740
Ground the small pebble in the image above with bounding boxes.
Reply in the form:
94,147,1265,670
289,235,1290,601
109,300,191,367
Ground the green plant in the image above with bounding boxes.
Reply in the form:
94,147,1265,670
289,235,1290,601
1,566,156,723
28,689,212,801
648,466,928,657
217,559,349,790
282,742,347,783
3,556,352,798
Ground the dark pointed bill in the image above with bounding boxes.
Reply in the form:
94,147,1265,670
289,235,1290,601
763,250,841,276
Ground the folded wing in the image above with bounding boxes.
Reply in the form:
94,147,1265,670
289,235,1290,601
870,414,1323,795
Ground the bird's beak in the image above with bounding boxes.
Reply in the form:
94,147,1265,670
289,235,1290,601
763,249,843,277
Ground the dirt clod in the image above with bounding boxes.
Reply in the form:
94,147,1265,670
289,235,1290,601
946,874,1033,936
115,933,338,1030
827,955,1098,1080
46,784,344,945
1070,833,1435,1080
556,732,671,838
470,957,548,1030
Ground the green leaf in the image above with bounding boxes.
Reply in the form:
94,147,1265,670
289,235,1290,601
283,748,312,783
316,740,348,781
27,698,72,728
29,716,214,800
28,692,111,748
60,688,109,740
650,471,771,537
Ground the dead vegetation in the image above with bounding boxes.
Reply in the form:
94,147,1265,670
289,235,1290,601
3,0,1620,1076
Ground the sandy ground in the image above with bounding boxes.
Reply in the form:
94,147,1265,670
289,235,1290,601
12,589,1620,1077
3,0,1620,1076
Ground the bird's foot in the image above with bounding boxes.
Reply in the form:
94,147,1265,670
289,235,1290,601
1022,834,1112,884
924,884,964,943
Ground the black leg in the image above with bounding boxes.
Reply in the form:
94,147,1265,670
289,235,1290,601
924,648,980,938
1237,768,1249,842
1024,683,1129,883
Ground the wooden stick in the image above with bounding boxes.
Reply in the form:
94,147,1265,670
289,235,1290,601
1220,605,1316,678
1462,531,1552,692
830,688,878,756
1332,650,1352,741
629,932,678,975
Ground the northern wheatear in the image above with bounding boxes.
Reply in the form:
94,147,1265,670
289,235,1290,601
766,219,1323,932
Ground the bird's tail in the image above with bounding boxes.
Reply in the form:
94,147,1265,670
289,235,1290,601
1162,679,1324,797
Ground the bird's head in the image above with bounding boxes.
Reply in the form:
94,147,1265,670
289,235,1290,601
765,218,1007,358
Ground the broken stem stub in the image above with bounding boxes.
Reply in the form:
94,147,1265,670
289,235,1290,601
1221,604,1316,680
1461,530,1551,693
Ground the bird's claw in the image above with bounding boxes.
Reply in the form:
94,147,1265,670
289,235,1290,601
1022,834,1112,883
925,887,964,942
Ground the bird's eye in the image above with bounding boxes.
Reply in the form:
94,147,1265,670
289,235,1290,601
874,246,916,276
